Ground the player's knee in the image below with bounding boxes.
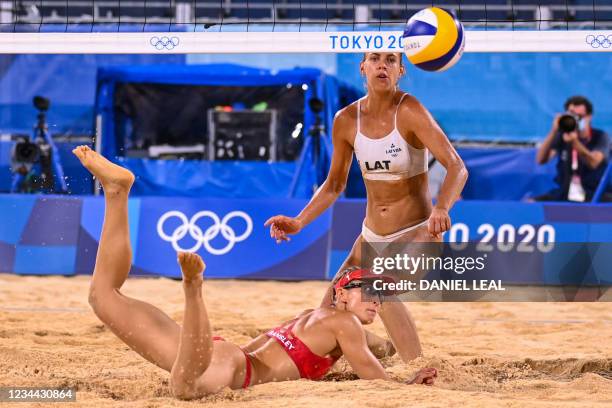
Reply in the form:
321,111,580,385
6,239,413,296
87,285,116,319
88,285,100,310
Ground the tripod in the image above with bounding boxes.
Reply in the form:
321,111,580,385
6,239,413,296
10,97,68,194
289,98,332,197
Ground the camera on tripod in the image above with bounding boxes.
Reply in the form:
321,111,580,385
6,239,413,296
12,97,50,170
10,96,67,193
12,136,40,172
308,97,324,136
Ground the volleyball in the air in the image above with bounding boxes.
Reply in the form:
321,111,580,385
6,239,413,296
403,7,465,72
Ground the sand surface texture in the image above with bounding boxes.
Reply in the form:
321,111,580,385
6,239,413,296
1,275,611,408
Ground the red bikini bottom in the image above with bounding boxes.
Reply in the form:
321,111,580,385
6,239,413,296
212,336,252,389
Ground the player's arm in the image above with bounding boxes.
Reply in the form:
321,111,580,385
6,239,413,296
264,109,354,242
400,96,467,236
333,314,390,380
333,314,437,385
294,110,355,228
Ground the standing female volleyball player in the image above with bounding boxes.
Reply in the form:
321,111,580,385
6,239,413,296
265,52,468,362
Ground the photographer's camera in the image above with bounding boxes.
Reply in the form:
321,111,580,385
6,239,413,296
9,96,66,193
558,113,580,133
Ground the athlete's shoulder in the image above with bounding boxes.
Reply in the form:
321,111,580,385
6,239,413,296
398,92,423,109
334,100,358,123
332,101,358,139
397,92,429,118
317,308,363,333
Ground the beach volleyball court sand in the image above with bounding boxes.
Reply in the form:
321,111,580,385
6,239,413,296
1,275,610,407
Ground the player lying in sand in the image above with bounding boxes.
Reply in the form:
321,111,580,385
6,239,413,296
72,145,437,399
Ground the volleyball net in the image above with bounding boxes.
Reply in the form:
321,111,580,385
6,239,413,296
0,1,611,53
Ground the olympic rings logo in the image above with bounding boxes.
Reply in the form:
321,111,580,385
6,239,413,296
157,210,253,255
585,34,612,49
150,36,180,50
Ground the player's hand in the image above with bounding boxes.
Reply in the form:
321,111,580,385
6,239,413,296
264,215,303,244
428,207,451,239
407,367,437,385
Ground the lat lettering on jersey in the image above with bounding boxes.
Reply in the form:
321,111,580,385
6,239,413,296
365,160,391,171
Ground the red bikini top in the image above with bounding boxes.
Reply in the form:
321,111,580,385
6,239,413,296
266,321,340,380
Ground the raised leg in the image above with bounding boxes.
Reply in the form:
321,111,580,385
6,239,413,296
73,145,180,371
170,252,214,399
169,252,249,399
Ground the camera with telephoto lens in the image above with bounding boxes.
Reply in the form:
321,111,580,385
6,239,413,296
11,136,40,173
10,96,56,192
11,96,51,170
558,112,581,133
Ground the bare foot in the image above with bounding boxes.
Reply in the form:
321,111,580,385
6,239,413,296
178,252,206,282
72,145,135,195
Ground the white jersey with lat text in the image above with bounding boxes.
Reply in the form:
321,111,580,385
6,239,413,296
353,94,428,181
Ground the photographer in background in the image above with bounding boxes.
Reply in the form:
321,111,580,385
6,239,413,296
535,96,610,202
